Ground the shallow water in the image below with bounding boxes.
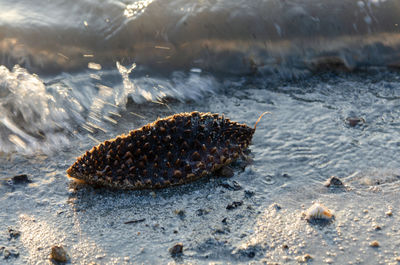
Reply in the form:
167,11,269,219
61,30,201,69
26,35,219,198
1,0,400,264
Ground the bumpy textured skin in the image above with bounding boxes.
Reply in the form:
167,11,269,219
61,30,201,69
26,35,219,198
67,112,255,190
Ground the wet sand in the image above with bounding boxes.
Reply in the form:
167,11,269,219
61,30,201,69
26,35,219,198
1,72,400,264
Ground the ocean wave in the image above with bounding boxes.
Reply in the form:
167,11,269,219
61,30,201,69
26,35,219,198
0,0,400,74
0,63,218,153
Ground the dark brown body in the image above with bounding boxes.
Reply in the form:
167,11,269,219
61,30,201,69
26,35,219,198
67,112,255,190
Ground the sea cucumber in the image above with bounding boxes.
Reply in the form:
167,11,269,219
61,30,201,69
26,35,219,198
67,111,265,190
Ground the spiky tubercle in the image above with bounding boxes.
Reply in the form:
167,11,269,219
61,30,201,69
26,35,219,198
67,112,255,190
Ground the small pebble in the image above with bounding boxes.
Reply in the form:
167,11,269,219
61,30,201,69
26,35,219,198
324,176,343,187
369,241,380,247
296,254,313,263
395,256,400,262
386,210,393,216
346,117,365,127
8,228,20,240
221,180,241,191
272,203,282,210
244,190,255,198
10,174,32,185
226,201,243,210
196,208,209,216
174,209,185,219
169,243,183,256
213,227,230,234
303,254,313,261
3,247,19,259
50,245,69,263
325,258,334,264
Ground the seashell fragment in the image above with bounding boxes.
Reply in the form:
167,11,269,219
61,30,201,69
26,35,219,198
67,111,269,190
305,203,334,221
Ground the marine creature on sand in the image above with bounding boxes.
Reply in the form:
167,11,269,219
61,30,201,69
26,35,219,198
67,111,268,190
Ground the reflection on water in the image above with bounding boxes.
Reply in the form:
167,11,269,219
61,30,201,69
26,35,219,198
124,0,154,19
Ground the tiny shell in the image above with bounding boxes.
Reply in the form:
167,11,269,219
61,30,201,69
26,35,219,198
305,203,334,221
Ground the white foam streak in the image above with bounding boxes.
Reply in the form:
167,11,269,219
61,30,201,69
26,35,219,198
0,63,220,153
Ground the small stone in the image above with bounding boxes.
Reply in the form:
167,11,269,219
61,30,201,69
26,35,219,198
196,208,210,216
3,249,10,259
50,245,69,263
395,256,400,262
244,190,255,198
10,174,32,185
272,203,282,210
325,258,334,264
296,254,313,263
3,247,19,259
226,201,243,210
8,228,20,240
213,227,230,234
282,244,289,249
374,224,382,231
303,254,313,261
169,243,183,256
174,210,185,219
324,176,343,187
369,240,380,247
386,210,393,216
346,117,365,127
221,180,241,191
